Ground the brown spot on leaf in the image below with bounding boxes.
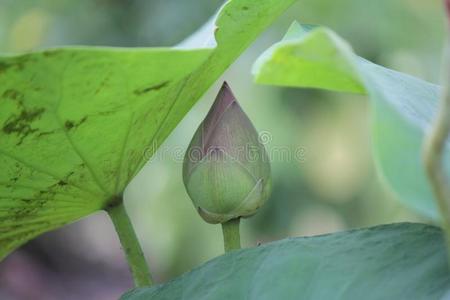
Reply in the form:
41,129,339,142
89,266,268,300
2,89,24,101
134,81,170,95
57,180,68,186
0,58,28,74
64,120,74,130
37,130,55,137
0,62,12,73
64,116,87,131
7,187,54,221
42,50,58,57
3,107,46,145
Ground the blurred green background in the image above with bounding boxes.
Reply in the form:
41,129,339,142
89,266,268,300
0,0,445,299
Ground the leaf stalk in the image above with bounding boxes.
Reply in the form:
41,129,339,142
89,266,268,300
221,218,241,253
423,26,450,264
107,199,153,287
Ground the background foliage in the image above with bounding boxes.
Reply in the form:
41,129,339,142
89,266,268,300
0,0,445,299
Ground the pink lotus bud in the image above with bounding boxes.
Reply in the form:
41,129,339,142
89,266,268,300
183,82,271,224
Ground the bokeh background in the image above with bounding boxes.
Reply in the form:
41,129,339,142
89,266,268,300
0,0,445,299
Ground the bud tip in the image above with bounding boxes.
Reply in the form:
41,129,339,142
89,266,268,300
217,81,236,106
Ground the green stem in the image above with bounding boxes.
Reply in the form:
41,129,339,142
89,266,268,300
423,35,450,263
107,200,153,287
221,218,241,253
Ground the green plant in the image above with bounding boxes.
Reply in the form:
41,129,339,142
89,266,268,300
251,20,450,261
2,0,450,299
0,0,295,288
123,223,449,300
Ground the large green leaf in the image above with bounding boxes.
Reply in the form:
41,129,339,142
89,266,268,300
0,0,296,259
122,223,450,300
252,22,443,220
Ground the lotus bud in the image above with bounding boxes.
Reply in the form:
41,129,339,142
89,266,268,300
183,82,271,224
